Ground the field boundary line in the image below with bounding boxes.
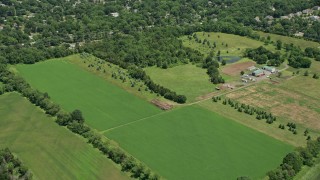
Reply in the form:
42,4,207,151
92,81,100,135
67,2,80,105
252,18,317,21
100,111,169,133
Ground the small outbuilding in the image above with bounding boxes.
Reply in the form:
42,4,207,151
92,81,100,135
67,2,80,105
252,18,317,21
262,66,276,73
247,66,256,71
252,69,265,77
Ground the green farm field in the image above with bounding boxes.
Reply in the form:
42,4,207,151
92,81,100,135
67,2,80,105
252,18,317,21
16,58,162,131
0,93,128,180
105,105,293,180
144,64,216,102
15,55,295,179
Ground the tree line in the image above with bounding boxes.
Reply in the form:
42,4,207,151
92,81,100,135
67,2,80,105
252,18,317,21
0,64,161,180
268,137,320,180
0,148,32,180
213,97,277,124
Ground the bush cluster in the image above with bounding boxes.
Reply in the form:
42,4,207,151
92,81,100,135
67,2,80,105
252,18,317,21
0,148,32,180
268,137,320,180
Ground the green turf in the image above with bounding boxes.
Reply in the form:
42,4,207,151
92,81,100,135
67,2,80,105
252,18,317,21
144,64,215,102
295,158,320,180
180,32,273,57
0,92,128,180
257,31,320,50
105,105,293,180
16,59,162,131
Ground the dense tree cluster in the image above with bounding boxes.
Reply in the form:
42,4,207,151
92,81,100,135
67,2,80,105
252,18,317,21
288,50,312,68
0,148,32,180
305,47,320,61
244,46,283,66
268,137,320,180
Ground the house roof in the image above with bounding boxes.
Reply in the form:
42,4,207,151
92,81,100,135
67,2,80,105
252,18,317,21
253,69,264,74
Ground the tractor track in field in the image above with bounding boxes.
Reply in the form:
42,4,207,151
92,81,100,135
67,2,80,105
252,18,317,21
100,111,169,133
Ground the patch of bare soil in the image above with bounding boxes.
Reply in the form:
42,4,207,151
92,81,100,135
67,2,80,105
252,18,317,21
271,104,320,130
222,61,256,76
151,99,173,110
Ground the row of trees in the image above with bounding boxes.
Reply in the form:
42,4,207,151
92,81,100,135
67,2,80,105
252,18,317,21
56,109,160,179
0,64,161,180
268,137,320,180
214,97,277,124
0,148,32,180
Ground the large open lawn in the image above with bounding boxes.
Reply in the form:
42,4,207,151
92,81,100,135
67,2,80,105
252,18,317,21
16,59,162,131
105,105,293,180
0,93,128,180
257,31,320,49
180,32,273,57
144,64,216,102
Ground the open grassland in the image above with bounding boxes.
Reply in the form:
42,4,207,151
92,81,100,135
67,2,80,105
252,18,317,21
295,158,320,180
65,54,172,103
198,98,318,147
16,58,162,131
144,64,216,102
180,32,273,57
281,60,320,99
0,93,128,180
257,31,320,49
224,80,320,132
105,105,293,180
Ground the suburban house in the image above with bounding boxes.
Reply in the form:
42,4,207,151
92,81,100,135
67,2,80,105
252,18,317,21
310,16,320,21
262,66,276,73
313,6,320,10
294,32,304,37
265,15,274,20
303,9,313,15
252,69,265,77
280,16,289,19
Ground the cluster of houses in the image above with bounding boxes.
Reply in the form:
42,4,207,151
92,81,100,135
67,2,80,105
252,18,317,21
261,6,320,24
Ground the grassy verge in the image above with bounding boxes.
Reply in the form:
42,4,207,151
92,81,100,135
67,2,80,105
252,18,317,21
144,64,216,102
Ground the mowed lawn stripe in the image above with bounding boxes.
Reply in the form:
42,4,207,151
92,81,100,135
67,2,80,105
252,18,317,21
105,105,293,180
16,59,162,130
0,93,128,180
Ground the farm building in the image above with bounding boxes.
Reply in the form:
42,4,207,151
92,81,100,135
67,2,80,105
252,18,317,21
262,66,276,73
252,69,265,77
247,66,256,71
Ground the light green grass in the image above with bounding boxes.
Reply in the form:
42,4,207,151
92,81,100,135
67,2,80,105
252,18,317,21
280,60,320,100
257,31,320,49
144,64,215,102
0,92,128,180
105,105,293,180
66,54,172,104
16,58,162,131
294,158,320,180
198,98,319,147
180,32,271,56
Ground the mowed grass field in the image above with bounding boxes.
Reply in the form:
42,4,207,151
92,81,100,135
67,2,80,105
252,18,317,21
105,105,293,180
144,64,216,102
16,59,161,131
257,31,320,49
180,32,273,57
0,93,128,180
